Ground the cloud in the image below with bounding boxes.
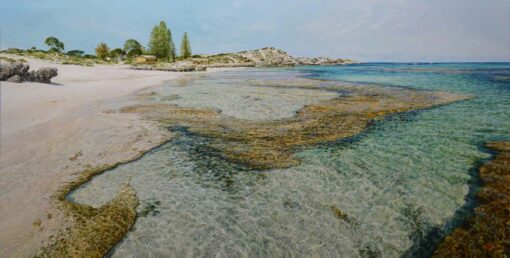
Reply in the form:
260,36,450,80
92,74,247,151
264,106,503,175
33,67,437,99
1,0,508,61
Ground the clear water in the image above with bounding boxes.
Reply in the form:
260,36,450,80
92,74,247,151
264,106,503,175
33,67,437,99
70,63,510,258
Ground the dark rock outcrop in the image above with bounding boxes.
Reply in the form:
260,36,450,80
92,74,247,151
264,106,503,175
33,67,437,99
0,62,28,80
27,67,58,83
6,75,22,83
0,62,58,83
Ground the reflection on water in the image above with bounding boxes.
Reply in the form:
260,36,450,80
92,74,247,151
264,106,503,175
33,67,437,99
70,63,510,257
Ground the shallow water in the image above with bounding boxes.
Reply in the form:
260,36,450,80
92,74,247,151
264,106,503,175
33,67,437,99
150,71,338,121
70,63,510,257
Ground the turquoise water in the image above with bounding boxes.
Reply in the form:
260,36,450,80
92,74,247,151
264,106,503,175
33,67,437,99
70,63,510,257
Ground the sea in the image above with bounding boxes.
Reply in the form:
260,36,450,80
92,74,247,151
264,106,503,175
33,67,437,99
70,63,510,258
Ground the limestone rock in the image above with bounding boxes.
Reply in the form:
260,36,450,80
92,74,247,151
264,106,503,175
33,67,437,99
1,62,29,80
0,62,58,83
6,75,22,83
28,67,58,83
200,47,359,67
237,47,296,66
129,47,359,70
295,57,358,65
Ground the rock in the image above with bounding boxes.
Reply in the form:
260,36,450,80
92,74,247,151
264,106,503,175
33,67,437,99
0,62,57,83
237,47,296,67
6,75,22,83
201,47,359,67
129,47,359,70
295,57,358,65
1,62,29,80
28,67,58,83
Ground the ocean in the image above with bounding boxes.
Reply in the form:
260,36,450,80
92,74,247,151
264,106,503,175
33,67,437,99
70,63,510,257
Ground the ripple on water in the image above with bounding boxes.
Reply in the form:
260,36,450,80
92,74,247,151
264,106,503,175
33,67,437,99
70,65,510,257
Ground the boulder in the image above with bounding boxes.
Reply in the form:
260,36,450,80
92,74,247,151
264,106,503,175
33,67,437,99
0,62,57,83
6,75,22,83
1,62,29,80
28,67,58,83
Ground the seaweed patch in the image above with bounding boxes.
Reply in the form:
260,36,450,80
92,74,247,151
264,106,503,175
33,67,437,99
433,141,510,257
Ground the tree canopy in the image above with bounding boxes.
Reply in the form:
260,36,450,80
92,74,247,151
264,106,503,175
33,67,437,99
180,32,192,59
148,21,176,62
109,48,126,61
95,42,110,60
127,49,143,58
123,39,142,53
66,50,84,57
44,36,64,53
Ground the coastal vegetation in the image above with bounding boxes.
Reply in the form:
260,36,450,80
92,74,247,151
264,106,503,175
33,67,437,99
44,36,65,53
95,42,109,60
1,21,191,66
123,39,143,58
109,48,126,61
148,21,176,62
66,50,85,57
179,32,192,59
0,48,112,66
2,24,356,70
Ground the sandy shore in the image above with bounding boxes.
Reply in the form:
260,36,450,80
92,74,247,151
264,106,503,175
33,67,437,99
0,56,215,257
1,57,471,257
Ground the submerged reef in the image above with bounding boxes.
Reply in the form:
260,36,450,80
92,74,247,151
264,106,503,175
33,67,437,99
433,141,510,258
122,79,468,170
36,164,139,258
38,77,469,257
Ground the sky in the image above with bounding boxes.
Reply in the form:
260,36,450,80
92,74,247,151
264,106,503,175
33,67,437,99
1,0,509,62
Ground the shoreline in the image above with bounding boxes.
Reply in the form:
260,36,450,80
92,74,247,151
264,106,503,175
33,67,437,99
0,57,485,257
54,78,471,257
0,55,233,257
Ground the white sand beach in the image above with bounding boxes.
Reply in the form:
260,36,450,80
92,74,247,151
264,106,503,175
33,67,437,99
0,57,210,257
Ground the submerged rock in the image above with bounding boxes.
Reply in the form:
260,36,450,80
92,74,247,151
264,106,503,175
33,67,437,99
0,62,58,83
38,165,139,258
432,141,510,257
121,78,469,170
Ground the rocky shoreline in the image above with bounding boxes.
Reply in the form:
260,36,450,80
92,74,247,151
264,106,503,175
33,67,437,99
130,47,359,72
